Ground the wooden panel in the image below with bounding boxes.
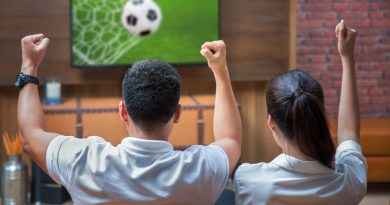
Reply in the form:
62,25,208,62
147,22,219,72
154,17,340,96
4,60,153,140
289,0,297,70
0,0,289,85
367,157,390,182
329,118,390,156
170,97,198,145
234,82,280,163
194,95,216,145
45,115,77,136
83,113,127,146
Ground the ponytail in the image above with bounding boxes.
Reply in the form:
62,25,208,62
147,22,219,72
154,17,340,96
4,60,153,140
291,90,335,168
266,70,336,169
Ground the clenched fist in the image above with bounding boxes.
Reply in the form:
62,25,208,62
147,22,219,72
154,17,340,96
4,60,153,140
200,40,228,76
21,34,50,76
335,20,357,59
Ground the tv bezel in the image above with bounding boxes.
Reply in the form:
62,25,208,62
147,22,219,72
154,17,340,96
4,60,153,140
69,0,221,69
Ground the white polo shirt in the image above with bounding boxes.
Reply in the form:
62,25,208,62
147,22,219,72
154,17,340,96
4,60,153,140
234,140,367,205
46,136,229,205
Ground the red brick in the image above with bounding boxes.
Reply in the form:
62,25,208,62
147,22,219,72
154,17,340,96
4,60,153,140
359,96,371,105
381,39,390,44
345,20,371,28
369,88,385,96
319,81,333,89
357,79,378,87
302,3,332,11
356,71,383,79
371,2,390,10
326,97,339,105
298,13,306,21
352,2,370,11
357,63,390,70
311,30,334,37
298,21,324,29
358,29,386,36
325,107,339,116
359,55,385,62
356,36,381,45
332,80,342,88
379,80,390,87
324,89,338,97
371,97,390,104
384,12,390,18
371,20,390,27
363,46,390,54
333,3,350,11
369,11,383,18
300,38,333,46
322,72,341,80
306,12,337,20
310,55,327,63
358,88,368,95
360,105,388,113
298,47,330,55
341,12,368,19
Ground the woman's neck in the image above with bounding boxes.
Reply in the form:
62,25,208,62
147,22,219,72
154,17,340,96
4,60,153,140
280,139,314,161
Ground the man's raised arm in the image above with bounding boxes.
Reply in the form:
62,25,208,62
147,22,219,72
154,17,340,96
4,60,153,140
17,34,58,173
200,40,242,175
335,20,360,143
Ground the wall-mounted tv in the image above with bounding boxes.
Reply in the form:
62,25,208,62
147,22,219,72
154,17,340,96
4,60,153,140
71,0,220,67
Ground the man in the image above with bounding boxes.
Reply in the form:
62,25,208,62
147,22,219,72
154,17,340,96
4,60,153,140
17,34,242,204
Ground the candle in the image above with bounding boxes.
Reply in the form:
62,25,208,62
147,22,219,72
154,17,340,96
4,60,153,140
44,80,62,105
46,81,61,99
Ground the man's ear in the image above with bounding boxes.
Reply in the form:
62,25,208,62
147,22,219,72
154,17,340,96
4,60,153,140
173,104,182,123
119,100,129,123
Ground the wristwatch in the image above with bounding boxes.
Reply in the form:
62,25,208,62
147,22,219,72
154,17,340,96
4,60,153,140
14,72,39,89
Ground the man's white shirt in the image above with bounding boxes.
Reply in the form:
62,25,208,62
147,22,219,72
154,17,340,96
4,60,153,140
234,140,367,205
46,136,229,205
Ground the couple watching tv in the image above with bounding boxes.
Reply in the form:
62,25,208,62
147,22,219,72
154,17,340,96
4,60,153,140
16,20,366,205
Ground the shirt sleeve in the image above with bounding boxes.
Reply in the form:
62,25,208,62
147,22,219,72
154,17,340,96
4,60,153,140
204,145,230,202
46,135,88,187
335,140,368,202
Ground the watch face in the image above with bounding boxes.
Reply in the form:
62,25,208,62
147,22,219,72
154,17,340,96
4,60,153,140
15,73,25,88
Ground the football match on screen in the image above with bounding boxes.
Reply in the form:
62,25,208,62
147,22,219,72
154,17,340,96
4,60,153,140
71,0,219,67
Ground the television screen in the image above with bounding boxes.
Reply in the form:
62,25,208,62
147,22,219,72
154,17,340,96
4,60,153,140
71,0,219,67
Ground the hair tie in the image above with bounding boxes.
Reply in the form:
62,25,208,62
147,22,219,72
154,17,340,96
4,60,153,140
292,89,305,99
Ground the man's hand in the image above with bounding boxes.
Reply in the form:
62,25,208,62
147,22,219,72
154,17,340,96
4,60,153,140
21,34,50,76
200,40,242,176
18,34,57,174
335,20,357,59
200,40,228,76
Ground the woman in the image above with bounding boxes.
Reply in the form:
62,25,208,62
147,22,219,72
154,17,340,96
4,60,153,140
234,20,367,205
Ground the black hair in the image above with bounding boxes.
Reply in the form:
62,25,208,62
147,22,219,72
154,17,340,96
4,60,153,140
266,70,335,168
122,60,181,133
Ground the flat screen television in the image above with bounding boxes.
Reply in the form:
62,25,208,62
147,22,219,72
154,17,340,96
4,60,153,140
71,0,220,67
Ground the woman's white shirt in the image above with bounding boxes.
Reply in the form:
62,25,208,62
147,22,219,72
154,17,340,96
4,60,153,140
234,140,367,205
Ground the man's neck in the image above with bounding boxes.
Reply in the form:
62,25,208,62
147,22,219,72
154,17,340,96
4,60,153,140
127,126,170,141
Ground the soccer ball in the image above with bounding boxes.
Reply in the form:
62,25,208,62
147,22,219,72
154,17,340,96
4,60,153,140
121,0,162,36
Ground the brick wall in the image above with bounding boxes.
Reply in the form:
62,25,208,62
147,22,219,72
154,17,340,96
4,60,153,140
296,0,390,117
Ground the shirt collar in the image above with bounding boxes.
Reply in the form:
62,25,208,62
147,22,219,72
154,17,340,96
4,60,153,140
120,137,174,154
271,154,333,174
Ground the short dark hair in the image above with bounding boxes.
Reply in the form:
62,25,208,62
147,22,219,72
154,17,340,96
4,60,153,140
266,70,335,168
122,60,181,132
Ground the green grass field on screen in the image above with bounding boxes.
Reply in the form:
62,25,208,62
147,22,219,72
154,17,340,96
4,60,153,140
71,0,219,67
